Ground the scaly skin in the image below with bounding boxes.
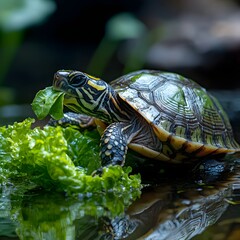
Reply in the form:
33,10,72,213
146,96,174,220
100,122,128,167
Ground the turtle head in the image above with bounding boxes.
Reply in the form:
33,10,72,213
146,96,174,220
53,70,115,121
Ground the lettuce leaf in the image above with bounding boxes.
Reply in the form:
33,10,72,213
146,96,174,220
31,87,64,120
0,119,141,199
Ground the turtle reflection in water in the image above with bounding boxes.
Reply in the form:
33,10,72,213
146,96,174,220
99,167,240,240
51,69,240,171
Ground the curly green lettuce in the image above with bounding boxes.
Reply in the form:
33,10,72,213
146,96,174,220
0,119,141,199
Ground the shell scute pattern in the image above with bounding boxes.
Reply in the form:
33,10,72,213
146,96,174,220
111,70,239,150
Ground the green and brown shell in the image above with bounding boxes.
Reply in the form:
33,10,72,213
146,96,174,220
110,70,240,163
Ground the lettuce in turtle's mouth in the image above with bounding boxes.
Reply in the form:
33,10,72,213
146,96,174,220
31,86,84,121
31,86,65,120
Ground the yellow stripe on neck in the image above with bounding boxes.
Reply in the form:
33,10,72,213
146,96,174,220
85,73,100,81
87,80,106,91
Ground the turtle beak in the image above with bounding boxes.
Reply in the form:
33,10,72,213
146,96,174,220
53,70,81,100
53,70,69,91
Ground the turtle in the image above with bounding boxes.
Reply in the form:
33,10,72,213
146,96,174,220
52,69,240,168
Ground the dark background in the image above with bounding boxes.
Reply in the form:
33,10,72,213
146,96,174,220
1,0,240,105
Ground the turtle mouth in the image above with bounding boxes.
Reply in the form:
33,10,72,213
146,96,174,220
53,71,82,99
53,71,68,91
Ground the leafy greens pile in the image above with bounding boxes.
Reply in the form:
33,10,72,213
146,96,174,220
0,86,141,208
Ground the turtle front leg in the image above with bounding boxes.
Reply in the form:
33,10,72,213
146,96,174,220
100,122,129,167
47,112,95,130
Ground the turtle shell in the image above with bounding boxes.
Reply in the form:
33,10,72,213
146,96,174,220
110,70,240,163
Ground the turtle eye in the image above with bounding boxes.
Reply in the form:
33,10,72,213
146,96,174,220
69,74,88,87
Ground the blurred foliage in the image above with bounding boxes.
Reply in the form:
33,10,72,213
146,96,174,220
87,12,164,77
87,12,147,77
0,0,56,105
0,0,56,31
